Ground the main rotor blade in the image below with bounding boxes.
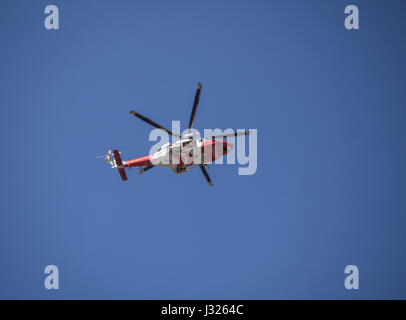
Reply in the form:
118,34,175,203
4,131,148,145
129,111,181,138
188,82,202,132
199,164,214,186
205,130,251,140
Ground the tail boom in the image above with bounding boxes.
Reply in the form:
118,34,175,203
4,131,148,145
107,150,153,182
124,155,152,168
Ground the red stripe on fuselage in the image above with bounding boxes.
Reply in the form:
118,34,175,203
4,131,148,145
199,140,232,164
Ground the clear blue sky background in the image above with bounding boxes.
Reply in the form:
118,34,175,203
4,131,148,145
1,0,405,299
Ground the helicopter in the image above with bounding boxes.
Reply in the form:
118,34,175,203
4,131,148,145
101,83,250,186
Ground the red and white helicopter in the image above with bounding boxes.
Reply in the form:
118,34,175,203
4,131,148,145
101,83,250,186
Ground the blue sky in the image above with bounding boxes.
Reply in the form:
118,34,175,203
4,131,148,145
1,0,406,299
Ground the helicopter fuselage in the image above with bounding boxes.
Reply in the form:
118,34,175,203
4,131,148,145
123,138,233,174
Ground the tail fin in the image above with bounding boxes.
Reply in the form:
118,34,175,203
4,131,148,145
113,149,128,181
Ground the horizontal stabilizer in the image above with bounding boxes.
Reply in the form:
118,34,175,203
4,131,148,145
113,149,128,181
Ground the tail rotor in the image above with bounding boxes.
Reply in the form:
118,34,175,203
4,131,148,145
97,150,128,181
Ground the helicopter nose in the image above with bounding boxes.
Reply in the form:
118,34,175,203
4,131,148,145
222,141,234,154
